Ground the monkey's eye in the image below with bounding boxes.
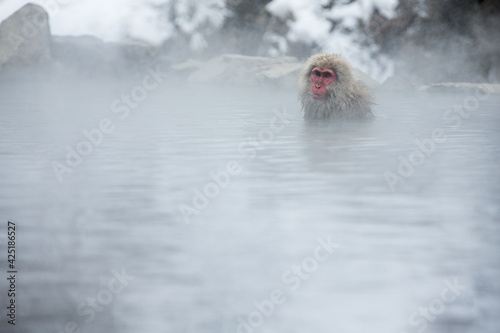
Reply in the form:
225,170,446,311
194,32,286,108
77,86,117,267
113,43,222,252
323,72,331,78
312,70,321,77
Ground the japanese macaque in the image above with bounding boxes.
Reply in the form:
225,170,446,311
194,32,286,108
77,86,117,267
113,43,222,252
299,54,374,120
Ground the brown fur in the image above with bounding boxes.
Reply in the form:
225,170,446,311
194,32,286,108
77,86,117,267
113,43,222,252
298,53,374,120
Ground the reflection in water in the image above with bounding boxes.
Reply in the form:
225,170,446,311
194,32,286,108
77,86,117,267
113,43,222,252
0,79,499,333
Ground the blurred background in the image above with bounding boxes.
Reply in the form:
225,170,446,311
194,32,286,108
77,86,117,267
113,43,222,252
1,0,499,82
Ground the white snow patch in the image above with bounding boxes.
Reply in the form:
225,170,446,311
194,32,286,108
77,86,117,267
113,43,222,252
267,0,399,81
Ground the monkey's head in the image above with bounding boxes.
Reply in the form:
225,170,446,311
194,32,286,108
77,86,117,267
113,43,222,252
301,53,353,100
299,53,373,120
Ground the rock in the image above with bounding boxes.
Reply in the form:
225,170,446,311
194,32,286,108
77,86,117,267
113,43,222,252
188,54,301,87
171,59,204,75
120,40,157,62
352,68,380,90
51,35,158,77
418,82,500,94
256,61,303,88
186,53,379,90
0,3,51,69
51,35,115,74
380,75,422,91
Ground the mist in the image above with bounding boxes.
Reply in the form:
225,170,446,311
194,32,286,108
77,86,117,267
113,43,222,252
1,1,500,333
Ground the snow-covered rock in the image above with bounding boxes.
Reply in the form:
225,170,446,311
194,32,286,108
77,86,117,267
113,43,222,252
380,75,423,91
187,54,302,88
171,59,204,75
186,54,379,90
418,82,500,94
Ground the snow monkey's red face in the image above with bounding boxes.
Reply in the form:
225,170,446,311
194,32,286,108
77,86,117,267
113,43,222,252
310,67,335,99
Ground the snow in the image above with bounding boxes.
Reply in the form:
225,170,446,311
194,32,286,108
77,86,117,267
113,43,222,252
266,0,400,80
173,0,227,35
292,13,331,43
328,0,399,23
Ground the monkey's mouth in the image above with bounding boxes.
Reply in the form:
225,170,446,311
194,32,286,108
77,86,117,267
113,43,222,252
312,90,326,99
312,85,327,99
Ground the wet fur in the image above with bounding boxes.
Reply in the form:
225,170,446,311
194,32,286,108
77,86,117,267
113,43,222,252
299,54,374,120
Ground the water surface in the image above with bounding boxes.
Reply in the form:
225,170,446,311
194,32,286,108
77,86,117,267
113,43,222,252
0,78,499,333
